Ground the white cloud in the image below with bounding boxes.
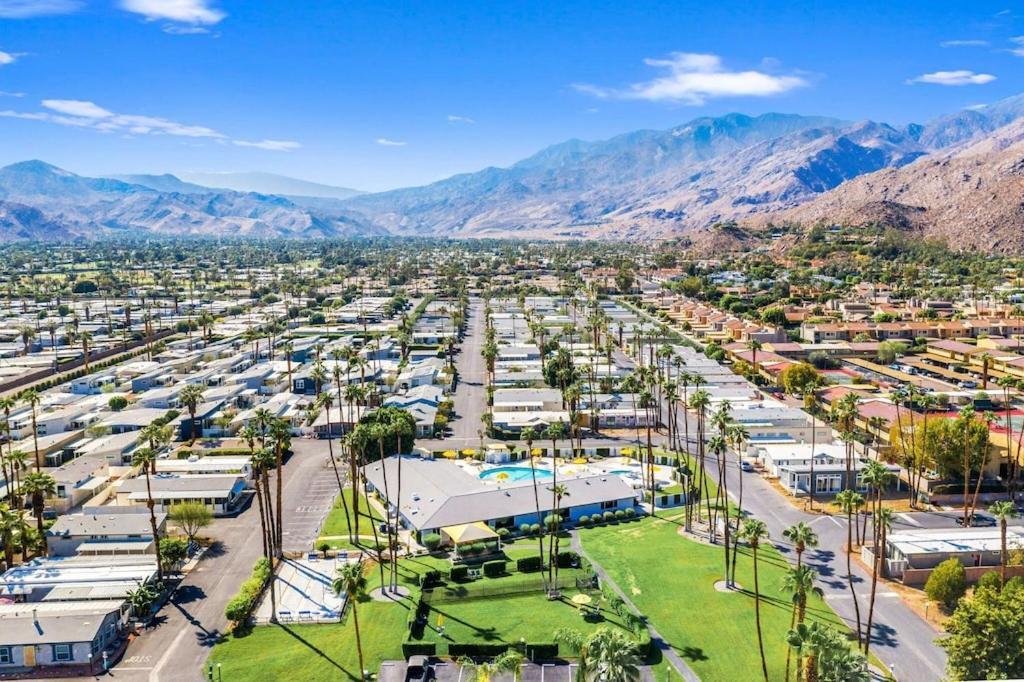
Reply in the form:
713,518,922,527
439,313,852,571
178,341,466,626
376,138,407,146
907,70,996,86
447,114,475,124
120,0,225,24
573,52,808,105
1011,36,1024,57
0,51,16,66
0,98,299,150
965,103,989,111
939,39,990,48
233,139,301,151
0,0,80,18
0,90,23,97
162,24,212,35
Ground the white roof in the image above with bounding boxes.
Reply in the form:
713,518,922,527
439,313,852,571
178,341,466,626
888,527,1024,555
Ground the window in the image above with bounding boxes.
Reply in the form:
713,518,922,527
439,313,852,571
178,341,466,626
53,644,72,662
815,474,841,494
600,500,618,510
0,647,12,664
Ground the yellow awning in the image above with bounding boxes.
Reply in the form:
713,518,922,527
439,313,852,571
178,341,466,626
441,521,500,544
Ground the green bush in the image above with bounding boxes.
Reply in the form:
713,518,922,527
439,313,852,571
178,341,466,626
624,507,637,519
223,557,272,623
420,570,442,588
525,643,559,660
402,642,437,658
556,551,579,568
449,565,470,582
614,510,626,520
496,527,510,539
529,523,541,535
925,558,967,610
483,560,507,577
977,571,1002,592
602,511,615,523
517,555,543,573
543,514,560,530
578,515,590,526
519,523,533,535
448,644,511,658
422,533,442,551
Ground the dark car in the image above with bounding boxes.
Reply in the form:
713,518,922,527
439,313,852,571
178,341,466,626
956,513,997,527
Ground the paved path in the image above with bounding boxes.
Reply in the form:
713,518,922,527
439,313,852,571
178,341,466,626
449,298,486,440
570,533,701,682
101,439,340,682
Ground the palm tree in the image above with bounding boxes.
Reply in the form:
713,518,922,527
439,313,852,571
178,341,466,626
739,518,770,681
457,651,524,682
835,489,864,645
990,500,1018,587
554,627,642,682
131,447,164,581
520,426,546,587
22,389,42,470
179,383,206,444
864,507,894,657
19,471,55,556
333,562,367,678
268,418,292,558
783,522,819,569
783,565,821,682
3,449,28,511
0,503,17,567
747,339,763,383
542,420,566,584
547,483,570,588
79,330,93,372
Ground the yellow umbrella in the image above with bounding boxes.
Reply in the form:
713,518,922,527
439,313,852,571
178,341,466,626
462,448,477,456
441,450,458,459
622,447,635,457
573,458,588,464
571,593,593,606
495,472,510,480
530,448,543,456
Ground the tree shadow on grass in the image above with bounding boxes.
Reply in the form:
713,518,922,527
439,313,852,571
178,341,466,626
279,624,357,679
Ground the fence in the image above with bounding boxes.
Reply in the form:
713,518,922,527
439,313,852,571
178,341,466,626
421,573,585,604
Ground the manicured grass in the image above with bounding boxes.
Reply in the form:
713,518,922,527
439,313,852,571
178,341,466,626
580,512,848,682
208,601,408,681
319,489,385,542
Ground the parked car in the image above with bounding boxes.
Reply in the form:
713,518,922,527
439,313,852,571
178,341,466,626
740,460,755,472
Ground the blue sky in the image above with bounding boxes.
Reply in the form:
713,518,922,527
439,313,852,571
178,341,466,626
0,0,1022,192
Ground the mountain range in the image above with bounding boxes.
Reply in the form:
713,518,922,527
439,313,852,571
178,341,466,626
0,93,1022,248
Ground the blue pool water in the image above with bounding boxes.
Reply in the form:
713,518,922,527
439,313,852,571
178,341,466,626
609,469,638,476
479,466,554,482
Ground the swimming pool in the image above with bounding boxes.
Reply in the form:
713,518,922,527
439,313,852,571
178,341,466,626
479,466,554,482
609,469,639,476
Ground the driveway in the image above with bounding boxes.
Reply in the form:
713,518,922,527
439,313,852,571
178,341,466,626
103,438,341,682
449,298,486,441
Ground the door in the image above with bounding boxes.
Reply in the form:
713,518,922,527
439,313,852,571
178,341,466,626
23,646,35,667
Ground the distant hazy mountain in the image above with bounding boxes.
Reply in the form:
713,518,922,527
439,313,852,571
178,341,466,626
112,173,213,194
0,161,378,240
177,171,363,200
765,116,1024,252
338,99,1024,240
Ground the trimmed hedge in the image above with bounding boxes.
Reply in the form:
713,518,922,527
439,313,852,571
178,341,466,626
420,570,442,588
224,557,272,623
516,555,543,573
482,560,507,577
448,643,511,658
525,643,559,660
402,642,437,658
556,551,579,568
449,565,470,582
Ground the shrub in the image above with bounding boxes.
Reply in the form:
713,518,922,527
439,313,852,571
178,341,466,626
317,542,330,556
496,527,510,539
519,523,533,536
614,510,626,520
578,515,590,526
925,558,967,610
402,642,437,658
107,396,128,411
525,643,559,660
556,551,579,568
420,570,442,588
977,571,1002,592
624,507,637,519
529,523,541,535
449,565,470,582
543,514,560,530
448,644,511,658
483,560,507,577
517,555,543,573
223,557,272,623
602,511,615,523
422,533,442,551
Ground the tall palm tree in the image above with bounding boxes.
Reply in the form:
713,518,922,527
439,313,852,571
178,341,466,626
131,447,164,581
708,433,731,580
79,330,93,372
783,565,821,682
542,420,566,584
456,651,524,682
835,488,864,645
554,627,641,682
19,471,55,556
783,522,819,569
864,507,894,657
3,449,28,511
739,518,770,681
268,418,292,558
520,426,546,588
333,562,367,678
547,483,570,588
179,383,206,444
990,500,1018,587
747,339,763,383
22,389,42,471
0,503,17,567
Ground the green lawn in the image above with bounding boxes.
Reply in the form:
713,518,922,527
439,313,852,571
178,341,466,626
580,512,848,682
319,489,385,543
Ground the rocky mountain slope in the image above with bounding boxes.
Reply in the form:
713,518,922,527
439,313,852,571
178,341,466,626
0,161,377,241
764,117,1024,252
